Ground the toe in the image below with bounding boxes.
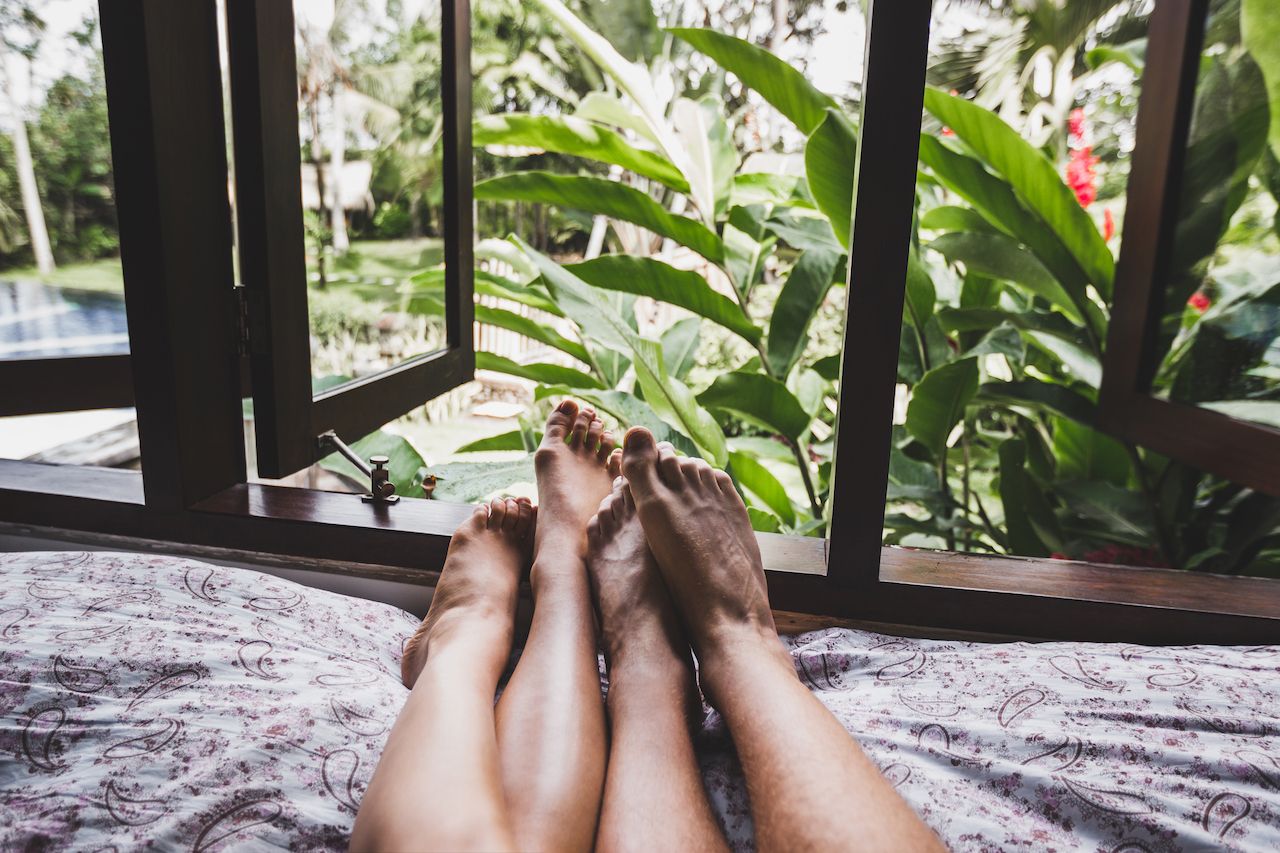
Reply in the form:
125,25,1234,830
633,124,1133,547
542,399,578,445
656,442,683,487
597,431,616,462
487,497,507,530
514,497,534,537
713,469,736,497
622,482,636,510
620,427,662,498
502,498,520,531
569,407,594,447
586,418,604,453
690,458,718,489
606,447,622,478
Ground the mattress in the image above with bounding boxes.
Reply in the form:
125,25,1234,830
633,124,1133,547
1,551,1277,851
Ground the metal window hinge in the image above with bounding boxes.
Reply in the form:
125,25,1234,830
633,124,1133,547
318,430,399,504
234,285,251,355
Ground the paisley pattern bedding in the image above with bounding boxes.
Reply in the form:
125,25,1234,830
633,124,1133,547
1,551,1278,851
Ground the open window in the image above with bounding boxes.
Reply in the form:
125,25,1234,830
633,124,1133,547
1099,0,1280,495
224,0,475,479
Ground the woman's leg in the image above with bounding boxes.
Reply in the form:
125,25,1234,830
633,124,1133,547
491,401,613,851
587,471,729,853
350,497,534,853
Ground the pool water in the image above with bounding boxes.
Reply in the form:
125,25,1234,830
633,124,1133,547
0,279,129,359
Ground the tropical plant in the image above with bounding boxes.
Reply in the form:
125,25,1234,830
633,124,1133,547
369,0,1279,575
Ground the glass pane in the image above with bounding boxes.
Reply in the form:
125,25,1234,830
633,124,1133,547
0,3,126,359
1151,0,1280,431
0,407,138,465
292,0,448,391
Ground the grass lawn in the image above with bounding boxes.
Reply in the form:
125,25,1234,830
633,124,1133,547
2,257,124,293
0,238,444,294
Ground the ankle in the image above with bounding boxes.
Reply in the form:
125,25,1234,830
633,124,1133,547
695,623,792,701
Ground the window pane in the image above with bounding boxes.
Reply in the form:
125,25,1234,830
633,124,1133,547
0,2,126,359
292,0,448,391
1152,0,1280,432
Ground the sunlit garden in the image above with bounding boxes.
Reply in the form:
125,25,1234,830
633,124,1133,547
3,0,1278,574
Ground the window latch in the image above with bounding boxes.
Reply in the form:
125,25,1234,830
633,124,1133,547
318,430,399,505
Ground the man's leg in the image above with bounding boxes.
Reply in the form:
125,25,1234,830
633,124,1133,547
351,497,533,853
586,469,729,853
620,428,945,852
492,401,611,851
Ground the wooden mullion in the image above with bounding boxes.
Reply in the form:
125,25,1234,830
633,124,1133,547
0,355,134,416
100,1,246,510
225,0,316,478
825,0,934,586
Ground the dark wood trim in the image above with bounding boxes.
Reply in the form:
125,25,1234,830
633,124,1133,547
225,0,316,478
0,355,134,416
1101,394,1280,496
2,459,1274,644
441,0,476,359
1101,0,1206,404
826,0,934,586
100,1,246,510
311,347,473,445
1098,0,1280,493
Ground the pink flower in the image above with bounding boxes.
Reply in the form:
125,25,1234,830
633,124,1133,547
1103,208,1115,241
1066,146,1099,208
1068,108,1088,145
941,127,955,137
1188,291,1211,313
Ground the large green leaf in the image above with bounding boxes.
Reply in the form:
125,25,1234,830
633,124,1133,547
804,109,859,249
425,457,537,503
661,317,701,380
476,351,603,389
563,255,761,344
904,245,936,332
698,371,811,443
411,267,564,317
473,113,688,192
905,358,979,458
920,204,1000,235
1052,418,1130,487
766,247,843,377
532,0,692,179
928,231,1083,323
997,439,1050,556
731,172,814,208
666,28,838,134
977,376,1100,422
922,89,1115,297
475,303,589,364
672,95,738,221
516,237,728,465
455,430,533,453
1243,0,1280,159
476,173,725,264
917,137,1097,315
1055,481,1153,547
574,92,660,146
729,450,796,526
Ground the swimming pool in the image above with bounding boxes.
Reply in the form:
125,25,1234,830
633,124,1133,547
0,279,129,359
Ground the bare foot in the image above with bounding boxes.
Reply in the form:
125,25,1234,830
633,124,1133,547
586,458,692,681
533,400,617,567
619,428,784,695
402,497,535,688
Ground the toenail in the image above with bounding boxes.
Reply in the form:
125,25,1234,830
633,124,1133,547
556,400,575,413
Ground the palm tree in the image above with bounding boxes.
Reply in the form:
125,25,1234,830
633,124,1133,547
1,4,54,274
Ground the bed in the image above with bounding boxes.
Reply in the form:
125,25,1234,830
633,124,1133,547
2,551,1277,851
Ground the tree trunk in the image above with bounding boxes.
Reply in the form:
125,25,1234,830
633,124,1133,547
329,87,349,255
1,60,55,274
769,0,788,54
307,91,329,289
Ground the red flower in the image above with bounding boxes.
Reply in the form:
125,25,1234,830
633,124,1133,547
1188,291,1211,313
1103,208,1115,241
1066,146,1099,208
942,127,955,137
1068,108,1088,145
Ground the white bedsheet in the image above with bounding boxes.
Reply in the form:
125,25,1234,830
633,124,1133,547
1,551,1277,851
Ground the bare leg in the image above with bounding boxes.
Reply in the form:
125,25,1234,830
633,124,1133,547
493,400,611,851
351,497,534,852
620,429,945,853
587,468,729,853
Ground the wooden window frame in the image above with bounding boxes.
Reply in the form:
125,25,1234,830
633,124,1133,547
0,0,1276,645
1097,0,1280,496
226,0,476,477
